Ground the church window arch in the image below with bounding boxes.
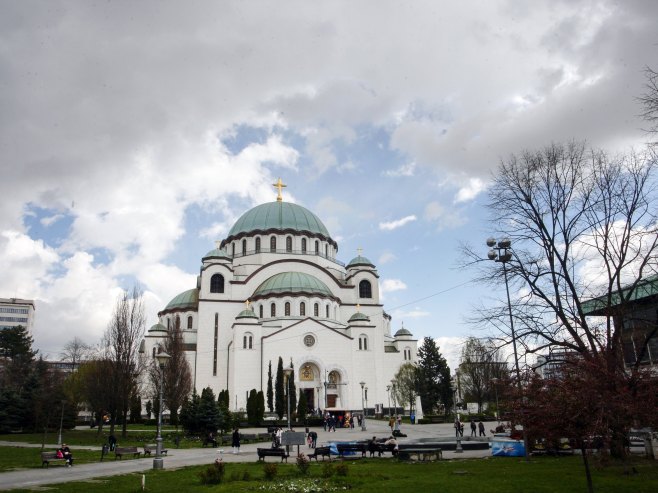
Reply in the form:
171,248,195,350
187,316,193,329
243,332,253,349
242,239,247,256
313,303,319,317
359,280,372,299
210,274,225,293
325,304,330,318
175,315,180,329
315,241,319,254
300,302,306,316
285,302,291,316
270,236,276,252
152,347,156,358
259,304,263,318
403,347,412,360
255,237,261,253
286,236,292,252
166,318,170,330
325,245,329,257
270,303,276,317
231,243,235,257
301,238,307,253
359,335,369,351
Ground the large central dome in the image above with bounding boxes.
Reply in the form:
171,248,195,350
224,201,333,242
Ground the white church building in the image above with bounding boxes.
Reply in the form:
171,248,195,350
142,181,418,415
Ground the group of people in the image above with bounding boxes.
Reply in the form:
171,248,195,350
56,444,73,466
454,419,486,437
322,413,360,431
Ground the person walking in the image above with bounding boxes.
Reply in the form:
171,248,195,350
478,421,486,436
470,420,477,437
454,419,461,438
232,428,241,454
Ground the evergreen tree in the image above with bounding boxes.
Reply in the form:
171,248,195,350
256,390,265,424
198,387,220,432
275,357,284,419
246,389,257,424
288,360,296,417
297,390,308,420
416,337,452,415
266,361,274,412
145,400,152,419
217,389,229,410
180,389,200,433
129,394,142,423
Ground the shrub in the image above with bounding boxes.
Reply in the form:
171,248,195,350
198,458,225,485
263,462,278,480
335,462,349,476
296,453,310,475
321,461,334,478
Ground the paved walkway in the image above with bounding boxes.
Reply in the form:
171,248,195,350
0,419,494,491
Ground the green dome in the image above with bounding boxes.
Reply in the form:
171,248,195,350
223,201,334,244
252,272,334,299
203,248,232,261
236,308,258,319
347,255,375,268
163,289,199,312
148,323,167,333
394,325,412,337
348,311,370,323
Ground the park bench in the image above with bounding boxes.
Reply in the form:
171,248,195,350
143,444,168,456
202,436,218,447
336,442,367,458
257,447,290,462
397,448,442,461
368,441,398,457
40,451,67,468
308,446,332,461
114,446,141,459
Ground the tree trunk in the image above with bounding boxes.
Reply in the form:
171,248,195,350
580,442,594,493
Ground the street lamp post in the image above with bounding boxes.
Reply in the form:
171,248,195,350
283,366,294,430
390,380,396,417
57,400,65,446
359,381,367,431
365,386,368,418
316,386,321,413
454,389,463,453
487,237,529,460
386,385,391,417
153,350,171,470
491,377,500,422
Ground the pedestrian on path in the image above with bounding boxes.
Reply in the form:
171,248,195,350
232,428,241,454
478,421,486,436
470,420,477,437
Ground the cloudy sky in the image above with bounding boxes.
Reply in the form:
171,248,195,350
1,0,656,369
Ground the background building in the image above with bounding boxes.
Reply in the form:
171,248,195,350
0,298,35,333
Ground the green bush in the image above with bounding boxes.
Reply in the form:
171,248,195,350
198,458,225,485
263,462,278,481
335,462,349,476
321,461,334,478
296,453,310,475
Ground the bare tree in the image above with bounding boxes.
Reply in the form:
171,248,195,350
103,287,146,438
457,338,509,413
149,317,192,428
393,363,418,415
464,141,658,456
60,337,91,366
639,66,658,137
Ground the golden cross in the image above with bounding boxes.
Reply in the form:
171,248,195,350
245,299,251,309
273,178,287,202
357,247,363,256
356,303,361,311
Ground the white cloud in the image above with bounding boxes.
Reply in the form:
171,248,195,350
379,215,417,231
378,251,396,264
40,214,65,227
379,279,407,300
454,177,487,203
383,161,416,177
424,202,466,230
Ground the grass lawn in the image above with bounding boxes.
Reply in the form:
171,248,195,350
4,455,658,493
0,446,127,472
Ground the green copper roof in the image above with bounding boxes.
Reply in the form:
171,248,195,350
252,272,333,299
148,323,167,333
236,308,258,319
582,275,658,315
348,311,370,323
394,325,412,337
164,288,199,312
226,201,332,240
347,255,375,268
203,248,232,261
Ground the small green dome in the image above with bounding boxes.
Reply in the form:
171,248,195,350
252,272,333,299
163,289,199,312
236,308,258,319
348,311,370,323
394,325,412,337
223,201,334,245
347,255,375,268
203,248,232,261
148,323,167,333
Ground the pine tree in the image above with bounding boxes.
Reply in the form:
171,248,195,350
288,360,296,418
275,357,284,419
266,361,274,412
247,389,257,424
256,390,265,423
297,389,308,421
198,387,220,433
416,337,452,415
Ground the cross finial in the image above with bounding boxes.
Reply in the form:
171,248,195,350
245,299,251,309
356,303,361,311
215,240,221,250
273,178,287,202
357,247,363,256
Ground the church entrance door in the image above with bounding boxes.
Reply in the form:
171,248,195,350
327,395,337,408
304,389,314,410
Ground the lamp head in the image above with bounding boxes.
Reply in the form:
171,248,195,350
155,351,171,368
498,238,511,249
487,250,497,260
486,237,496,247
359,381,365,389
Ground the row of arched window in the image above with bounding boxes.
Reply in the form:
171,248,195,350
255,300,337,319
227,235,333,258
403,348,413,360
165,315,194,330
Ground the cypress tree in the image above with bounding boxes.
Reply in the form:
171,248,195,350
275,357,284,419
256,390,265,423
266,361,274,412
297,389,308,420
288,360,296,418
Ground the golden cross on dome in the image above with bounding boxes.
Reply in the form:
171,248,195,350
245,299,251,309
273,178,287,202
356,303,361,311
357,247,363,256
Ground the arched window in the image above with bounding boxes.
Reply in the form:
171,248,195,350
363,336,368,351
285,302,291,316
359,280,372,298
259,305,263,318
315,241,319,254
152,347,156,358
255,237,261,253
286,236,292,252
325,245,328,257
301,238,307,253
187,316,193,329
243,333,253,349
313,303,319,317
270,236,276,252
300,302,306,316
242,239,247,256
270,303,276,317
358,335,368,351
325,304,330,318
175,315,180,329
231,243,235,257
166,318,170,330
210,274,225,293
